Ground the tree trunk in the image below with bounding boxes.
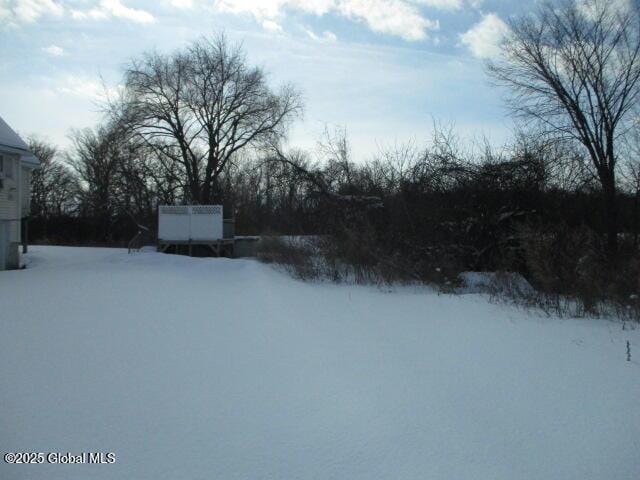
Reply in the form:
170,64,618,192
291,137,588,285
188,180,201,204
634,181,639,248
603,176,618,254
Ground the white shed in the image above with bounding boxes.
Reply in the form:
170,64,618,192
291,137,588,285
158,205,232,256
158,205,224,242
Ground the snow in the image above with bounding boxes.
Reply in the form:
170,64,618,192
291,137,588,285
458,271,535,295
1,246,639,480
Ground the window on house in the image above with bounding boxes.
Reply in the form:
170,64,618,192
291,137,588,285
0,156,13,178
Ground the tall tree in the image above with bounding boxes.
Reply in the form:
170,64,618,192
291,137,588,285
118,34,302,204
67,125,123,240
488,0,640,252
27,137,77,218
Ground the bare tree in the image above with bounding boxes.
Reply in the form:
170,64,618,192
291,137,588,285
488,0,640,252
67,125,123,240
27,137,78,219
118,34,302,204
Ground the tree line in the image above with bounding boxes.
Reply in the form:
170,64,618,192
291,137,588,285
27,0,640,316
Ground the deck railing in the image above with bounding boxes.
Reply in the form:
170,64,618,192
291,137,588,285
127,222,151,254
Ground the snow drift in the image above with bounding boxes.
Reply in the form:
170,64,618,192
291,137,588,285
0,246,638,479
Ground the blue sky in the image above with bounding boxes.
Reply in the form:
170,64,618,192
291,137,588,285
0,0,531,160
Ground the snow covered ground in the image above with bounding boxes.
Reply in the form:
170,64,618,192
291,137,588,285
1,246,639,480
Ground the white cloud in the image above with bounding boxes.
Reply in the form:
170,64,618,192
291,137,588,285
0,0,63,24
215,0,287,19
42,44,65,56
214,0,438,41
459,12,509,59
55,74,120,100
0,3,10,21
57,76,105,99
72,0,154,24
410,0,463,10
262,19,283,33
322,30,337,42
70,7,107,20
170,0,193,7
338,0,438,41
304,27,337,42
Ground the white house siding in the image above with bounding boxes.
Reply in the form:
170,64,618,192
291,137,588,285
0,115,40,269
0,153,20,242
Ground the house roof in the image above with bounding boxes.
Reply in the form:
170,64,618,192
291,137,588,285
0,115,40,167
0,115,29,152
21,154,40,167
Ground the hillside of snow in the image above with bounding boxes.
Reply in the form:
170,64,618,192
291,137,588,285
1,246,638,479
